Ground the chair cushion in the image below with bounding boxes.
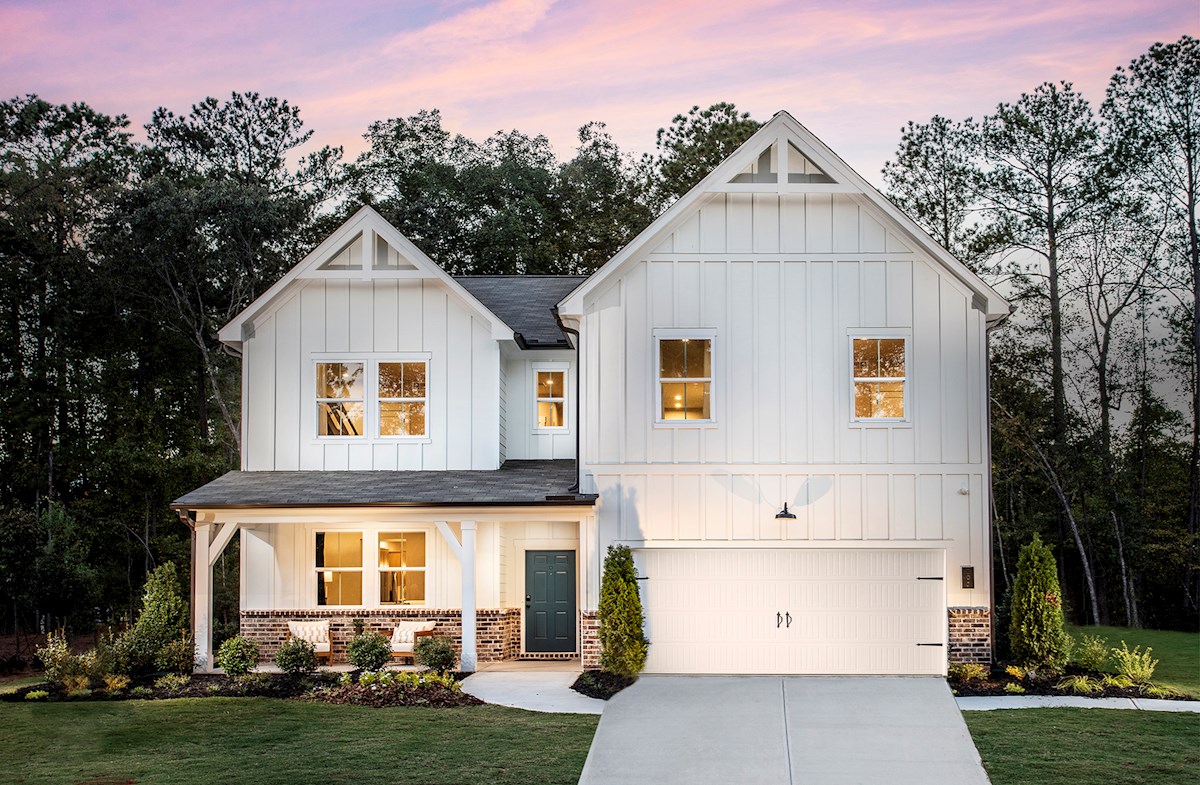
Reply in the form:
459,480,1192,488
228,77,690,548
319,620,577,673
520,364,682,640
391,621,437,645
312,641,331,654
288,620,330,644
391,642,414,654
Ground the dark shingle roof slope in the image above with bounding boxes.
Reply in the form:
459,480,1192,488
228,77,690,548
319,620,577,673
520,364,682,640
455,275,587,348
172,460,593,509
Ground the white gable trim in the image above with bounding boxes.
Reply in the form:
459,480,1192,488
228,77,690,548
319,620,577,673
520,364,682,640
217,206,514,346
557,111,1009,321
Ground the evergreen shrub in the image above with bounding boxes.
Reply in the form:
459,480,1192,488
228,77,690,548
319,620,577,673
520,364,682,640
346,632,391,672
414,636,457,674
598,545,648,677
1008,534,1072,671
215,635,259,677
274,637,319,675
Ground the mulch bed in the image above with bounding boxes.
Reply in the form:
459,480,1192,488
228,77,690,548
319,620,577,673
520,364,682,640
570,669,635,700
949,665,1190,700
1,672,338,702
314,682,482,708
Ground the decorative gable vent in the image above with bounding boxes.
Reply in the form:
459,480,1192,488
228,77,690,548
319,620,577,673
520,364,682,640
317,232,419,272
729,141,834,186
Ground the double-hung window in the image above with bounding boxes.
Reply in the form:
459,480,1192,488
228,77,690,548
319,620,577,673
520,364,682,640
534,364,567,430
378,532,426,605
315,359,429,439
378,361,427,438
657,333,714,422
316,362,365,436
852,337,907,420
315,531,363,606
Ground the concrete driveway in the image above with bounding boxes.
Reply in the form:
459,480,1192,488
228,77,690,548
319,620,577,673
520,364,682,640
578,676,990,785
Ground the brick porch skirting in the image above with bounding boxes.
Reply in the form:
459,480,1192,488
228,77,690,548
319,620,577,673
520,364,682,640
239,608,521,664
947,607,992,665
580,610,600,669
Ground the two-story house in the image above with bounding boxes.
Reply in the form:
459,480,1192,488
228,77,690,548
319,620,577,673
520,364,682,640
173,111,1009,675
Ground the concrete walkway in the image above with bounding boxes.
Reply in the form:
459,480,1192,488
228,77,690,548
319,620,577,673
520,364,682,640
579,676,989,785
461,667,605,714
958,695,1200,712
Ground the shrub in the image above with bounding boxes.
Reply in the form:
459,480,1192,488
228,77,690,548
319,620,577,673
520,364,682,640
1140,684,1182,699
129,686,153,698
66,687,92,698
154,673,191,691
415,636,457,674
216,635,260,677
93,630,134,678
598,545,649,677
102,674,130,692
63,674,90,692
1110,641,1158,684
1100,674,1134,689
1072,634,1109,672
155,633,197,675
1004,665,1028,680
24,690,49,701
346,632,391,672
127,563,189,675
1003,682,1026,694
274,637,319,675
34,631,86,684
948,663,988,682
1057,674,1101,695
1008,535,1071,671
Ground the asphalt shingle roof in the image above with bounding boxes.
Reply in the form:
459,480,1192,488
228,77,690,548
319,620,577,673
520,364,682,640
455,275,586,348
171,460,593,509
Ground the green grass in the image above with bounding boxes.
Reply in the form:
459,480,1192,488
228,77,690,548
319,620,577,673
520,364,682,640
967,708,1200,785
0,698,598,785
1068,624,1200,696
0,675,45,694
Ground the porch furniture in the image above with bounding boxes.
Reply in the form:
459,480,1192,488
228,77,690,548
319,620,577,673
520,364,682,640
286,619,333,665
390,620,437,663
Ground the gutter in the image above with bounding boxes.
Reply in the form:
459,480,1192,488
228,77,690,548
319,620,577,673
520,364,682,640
552,306,582,493
169,498,599,512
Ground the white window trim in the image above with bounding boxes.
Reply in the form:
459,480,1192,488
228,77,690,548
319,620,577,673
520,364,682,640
312,529,366,609
847,331,912,427
307,525,433,609
310,354,433,444
531,361,570,433
654,328,718,428
376,530,430,607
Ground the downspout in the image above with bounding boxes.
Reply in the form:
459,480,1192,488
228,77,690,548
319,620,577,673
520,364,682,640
552,306,581,493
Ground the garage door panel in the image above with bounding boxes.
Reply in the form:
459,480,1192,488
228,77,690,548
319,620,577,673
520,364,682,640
641,548,945,675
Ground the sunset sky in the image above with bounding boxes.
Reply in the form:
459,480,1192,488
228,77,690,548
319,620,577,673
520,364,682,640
1,0,1196,181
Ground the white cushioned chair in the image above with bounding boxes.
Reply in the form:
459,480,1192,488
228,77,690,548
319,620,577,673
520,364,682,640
286,620,332,665
390,621,437,662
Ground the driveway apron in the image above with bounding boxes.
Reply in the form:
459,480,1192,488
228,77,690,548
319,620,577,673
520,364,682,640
577,676,990,785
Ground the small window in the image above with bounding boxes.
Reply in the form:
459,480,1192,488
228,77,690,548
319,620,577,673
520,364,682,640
316,362,364,436
316,531,362,606
659,338,712,421
378,532,426,605
378,361,427,437
853,338,906,419
535,368,566,429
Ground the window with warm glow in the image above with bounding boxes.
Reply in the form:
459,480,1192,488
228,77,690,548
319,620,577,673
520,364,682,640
659,338,712,421
535,368,566,429
315,531,363,606
378,532,426,604
316,362,364,436
379,361,427,437
853,338,906,419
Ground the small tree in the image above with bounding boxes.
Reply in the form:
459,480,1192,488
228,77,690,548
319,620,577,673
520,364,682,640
1009,534,1072,670
126,562,189,674
598,545,648,677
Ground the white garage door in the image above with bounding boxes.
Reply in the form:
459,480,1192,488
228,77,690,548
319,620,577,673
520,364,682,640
639,549,946,675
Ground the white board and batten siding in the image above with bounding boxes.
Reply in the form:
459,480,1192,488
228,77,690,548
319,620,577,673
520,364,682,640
501,350,577,460
241,278,501,472
580,190,993,611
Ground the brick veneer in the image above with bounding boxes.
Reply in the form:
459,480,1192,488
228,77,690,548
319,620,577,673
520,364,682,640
580,610,600,668
948,607,992,665
239,608,521,665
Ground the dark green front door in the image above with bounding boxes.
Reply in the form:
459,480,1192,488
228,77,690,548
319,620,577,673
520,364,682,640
525,550,576,653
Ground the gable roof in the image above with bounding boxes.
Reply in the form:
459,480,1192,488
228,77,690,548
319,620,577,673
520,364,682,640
455,275,587,349
217,206,515,347
556,111,1010,322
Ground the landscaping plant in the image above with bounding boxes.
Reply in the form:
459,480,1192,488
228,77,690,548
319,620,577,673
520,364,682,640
274,637,319,675
34,631,85,684
415,636,457,674
948,663,988,682
155,632,198,675
597,544,648,677
125,563,190,674
1072,633,1109,672
1008,534,1072,671
1110,641,1158,683
346,631,391,671
215,635,260,677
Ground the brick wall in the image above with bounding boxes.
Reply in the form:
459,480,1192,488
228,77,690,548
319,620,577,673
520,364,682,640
580,610,600,669
239,608,521,665
948,607,992,665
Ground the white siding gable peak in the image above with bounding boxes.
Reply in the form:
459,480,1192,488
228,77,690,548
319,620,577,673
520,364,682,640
557,110,1009,322
217,206,515,347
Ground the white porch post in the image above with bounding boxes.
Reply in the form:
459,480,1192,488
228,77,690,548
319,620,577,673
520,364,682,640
192,522,213,672
460,521,477,672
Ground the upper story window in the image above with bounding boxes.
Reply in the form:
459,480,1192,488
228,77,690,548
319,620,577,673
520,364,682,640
658,334,713,422
534,364,567,430
379,362,427,438
378,532,426,605
317,363,364,436
852,338,907,420
316,531,363,606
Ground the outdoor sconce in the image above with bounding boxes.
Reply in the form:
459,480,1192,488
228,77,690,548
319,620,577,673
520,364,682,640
775,503,796,520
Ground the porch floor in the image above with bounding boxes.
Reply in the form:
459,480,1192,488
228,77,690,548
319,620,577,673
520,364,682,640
475,658,583,673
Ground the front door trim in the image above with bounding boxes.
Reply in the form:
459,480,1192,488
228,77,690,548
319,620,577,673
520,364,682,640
524,549,578,654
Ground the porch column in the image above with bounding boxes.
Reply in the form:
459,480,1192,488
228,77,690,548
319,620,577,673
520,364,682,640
460,520,477,672
192,522,213,672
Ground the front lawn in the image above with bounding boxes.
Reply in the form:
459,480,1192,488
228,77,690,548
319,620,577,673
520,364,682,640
1067,625,1199,697
1,698,598,785
967,708,1200,785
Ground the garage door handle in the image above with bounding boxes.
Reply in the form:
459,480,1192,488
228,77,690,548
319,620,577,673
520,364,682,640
916,643,944,647
917,576,943,580
776,612,783,628
785,612,792,628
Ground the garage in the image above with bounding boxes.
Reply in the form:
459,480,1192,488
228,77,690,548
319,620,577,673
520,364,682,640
638,548,947,675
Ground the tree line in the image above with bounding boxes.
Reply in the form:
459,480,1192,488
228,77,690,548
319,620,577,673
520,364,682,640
0,37,1194,650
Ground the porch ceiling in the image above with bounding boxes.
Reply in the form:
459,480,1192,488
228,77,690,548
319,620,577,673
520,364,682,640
171,459,594,510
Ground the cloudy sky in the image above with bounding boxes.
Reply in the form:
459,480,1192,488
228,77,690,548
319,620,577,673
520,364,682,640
1,0,1195,181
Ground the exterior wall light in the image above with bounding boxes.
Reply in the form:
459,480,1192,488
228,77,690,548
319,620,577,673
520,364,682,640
776,503,796,520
